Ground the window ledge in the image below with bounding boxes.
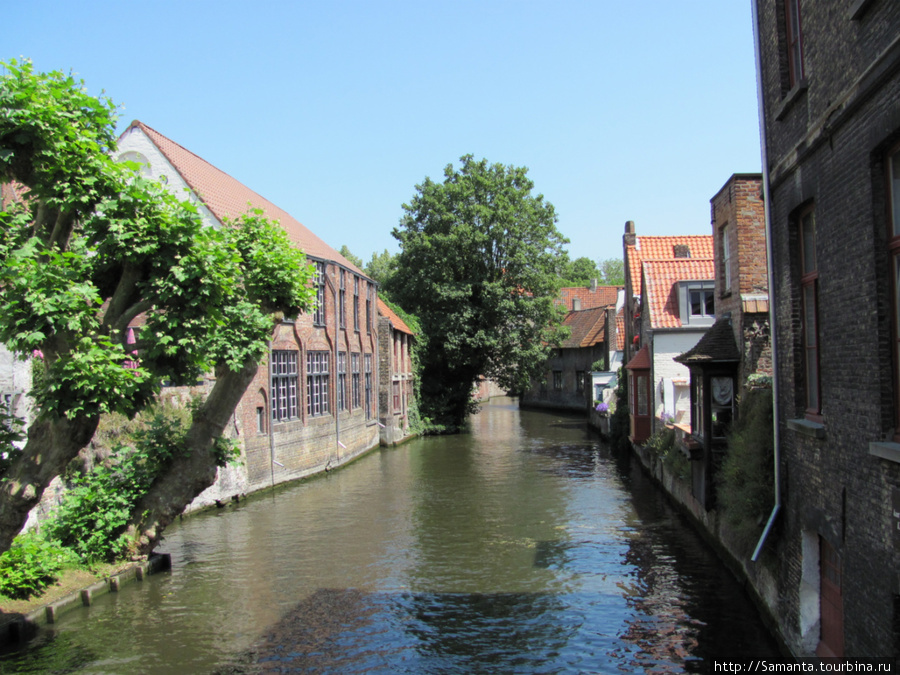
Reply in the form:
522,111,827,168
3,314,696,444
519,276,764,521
869,441,900,464
787,417,826,439
849,0,875,20
775,79,809,121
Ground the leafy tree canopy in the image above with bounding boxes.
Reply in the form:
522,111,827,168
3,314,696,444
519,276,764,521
0,59,316,556
338,245,363,269
385,155,568,430
598,256,625,286
559,256,601,287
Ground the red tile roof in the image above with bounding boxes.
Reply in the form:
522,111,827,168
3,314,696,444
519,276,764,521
641,258,715,329
377,297,414,335
125,121,365,276
625,344,651,370
556,285,622,311
626,235,714,296
560,306,608,349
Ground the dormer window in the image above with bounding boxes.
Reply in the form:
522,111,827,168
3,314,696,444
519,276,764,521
679,281,715,326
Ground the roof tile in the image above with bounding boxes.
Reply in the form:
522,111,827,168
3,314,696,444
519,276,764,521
127,121,366,276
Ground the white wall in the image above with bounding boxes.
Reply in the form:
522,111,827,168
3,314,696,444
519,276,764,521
652,330,706,427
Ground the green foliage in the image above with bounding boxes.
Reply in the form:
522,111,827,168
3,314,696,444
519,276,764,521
597,257,625,286
365,248,396,288
608,368,631,452
0,400,25,478
386,155,569,429
338,245,364,269
645,426,689,480
0,59,316,555
560,256,600,287
45,400,197,563
717,387,775,553
0,532,77,600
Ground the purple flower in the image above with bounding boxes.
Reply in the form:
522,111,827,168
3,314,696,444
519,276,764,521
595,402,609,413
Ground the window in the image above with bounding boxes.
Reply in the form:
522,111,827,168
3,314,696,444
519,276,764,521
553,371,563,391
576,371,585,394
691,288,715,318
271,350,299,422
711,376,734,439
313,262,326,326
636,374,649,416
366,284,373,334
692,376,704,438
338,351,347,411
256,406,266,434
353,276,360,332
680,281,715,325
799,206,820,418
365,354,373,420
393,381,401,412
351,352,361,409
888,145,900,437
306,351,330,416
339,270,346,329
721,223,732,294
784,0,805,89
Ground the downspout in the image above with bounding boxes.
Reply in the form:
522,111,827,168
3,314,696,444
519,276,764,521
752,0,782,562
322,261,341,463
268,340,276,490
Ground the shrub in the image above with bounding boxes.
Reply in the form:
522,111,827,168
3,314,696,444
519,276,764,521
46,399,196,563
0,532,77,600
717,387,775,552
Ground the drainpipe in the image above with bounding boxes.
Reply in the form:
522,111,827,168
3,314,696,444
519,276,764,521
322,260,341,463
751,0,781,562
268,339,276,490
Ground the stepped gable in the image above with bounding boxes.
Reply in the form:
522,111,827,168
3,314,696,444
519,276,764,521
377,298,414,335
626,235,714,296
641,258,715,329
560,306,608,349
126,121,365,276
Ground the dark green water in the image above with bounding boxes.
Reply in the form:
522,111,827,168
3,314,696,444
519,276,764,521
0,397,780,673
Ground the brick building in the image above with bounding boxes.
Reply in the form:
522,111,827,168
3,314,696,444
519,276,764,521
622,225,715,443
674,173,770,508
754,0,900,657
521,284,622,413
116,121,381,507
377,298,415,445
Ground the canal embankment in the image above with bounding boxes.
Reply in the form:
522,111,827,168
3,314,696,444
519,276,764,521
591,411,791,657
0,553,171,647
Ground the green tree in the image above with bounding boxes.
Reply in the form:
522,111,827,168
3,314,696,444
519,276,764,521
386,155,568,430
560,256,601,286
0,60,316,556
598,257,625,285
365,248,396,287
338,244,364,269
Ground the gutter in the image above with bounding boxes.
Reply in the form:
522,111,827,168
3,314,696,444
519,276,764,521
751,0,782,562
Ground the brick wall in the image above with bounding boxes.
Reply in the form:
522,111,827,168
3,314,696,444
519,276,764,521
757,0,900,657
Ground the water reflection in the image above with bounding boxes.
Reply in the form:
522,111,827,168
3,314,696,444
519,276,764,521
1,398,780,674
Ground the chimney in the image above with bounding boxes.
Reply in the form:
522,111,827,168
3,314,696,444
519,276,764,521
591,278,597,292
624,220,636,247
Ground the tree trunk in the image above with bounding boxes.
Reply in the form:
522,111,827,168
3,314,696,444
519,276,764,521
0,413,99,553
125,358,260,557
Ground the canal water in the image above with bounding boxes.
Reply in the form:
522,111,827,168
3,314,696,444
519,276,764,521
1,397,781,673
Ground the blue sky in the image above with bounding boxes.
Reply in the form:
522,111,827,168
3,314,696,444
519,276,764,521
6,1,761,265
